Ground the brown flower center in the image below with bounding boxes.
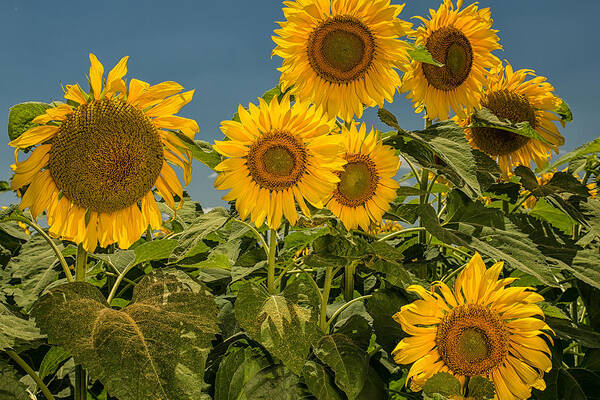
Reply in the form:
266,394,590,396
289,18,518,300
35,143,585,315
333,153,379,207
436,304,508,376
48,98,164,213
470,89,536,155
247,132,308,191
307,16,375,83
422,27,473,91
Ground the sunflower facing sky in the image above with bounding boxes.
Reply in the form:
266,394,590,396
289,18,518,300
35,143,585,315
392,253,552,400
326,123,400,231
9,54,198,252
213,96,346,230
272,0,412,122
458,61,565,175
401,0,501,121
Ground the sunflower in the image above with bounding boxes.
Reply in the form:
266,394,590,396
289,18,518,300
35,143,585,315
9,54,198,252
213,96,345,230
392,253,552,400
272,0,412,122
401,0,501,121
458,62,565,176
326,123,400,231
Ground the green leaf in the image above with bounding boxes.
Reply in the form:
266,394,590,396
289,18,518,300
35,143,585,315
234,281,320,375
282,225,331,254
170,208,230,262
0,303,44,351
302,361,344,400
468,376,496,400
366,289,408,354
242,364,308,399
214,346,271,400
568,249,600,291
3,233,62,310
313,334,369,400
377,108,400,130
408,44,444,67
7,101,51,141
31,272,220,400
555,100,573,126
541,137,600,173
39,346,71,379
0,181,9,193
173,131,222,169
90,250,135,274
356,366,387,400
547,317,600,348
471,107,554,146
133,239,178,265
0,359,30,400
422,372,462,399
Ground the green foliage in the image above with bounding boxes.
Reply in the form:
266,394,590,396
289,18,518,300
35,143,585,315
0,359,31,400
234,280,320,375
38,345,71,379
470,107,553,145
31,272,220,400
0,303,44,352
468,376,496,400
7,101,51,141
303,361,344,400
377,108,400,130
408,44,444,67
422,372,462,399
173,130,222,169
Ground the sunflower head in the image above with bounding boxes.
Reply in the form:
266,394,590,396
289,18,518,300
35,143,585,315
213,96,346,230
326,123,400,231
458,61,565,176
401,0,501,121
272,0,412,121
9,54,199,252
392,253,552,399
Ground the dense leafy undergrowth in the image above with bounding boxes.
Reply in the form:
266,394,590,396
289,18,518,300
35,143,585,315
1,101,600,399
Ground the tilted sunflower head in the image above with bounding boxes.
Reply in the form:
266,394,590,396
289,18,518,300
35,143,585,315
326,122,400,231
213,96,346,230
392,253,553,400
9,54,199,252
272,0,412,122
457,61,566,176
401,0,501,121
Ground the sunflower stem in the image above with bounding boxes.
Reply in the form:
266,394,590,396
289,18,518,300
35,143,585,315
327,294,373,331
267,229,277,295
320,265,334,332
343,260,358,301
6,349,55,400
418,167,429,244
510,191,534,213
12,216,73,283
235,219,269,257
145,225,153,241
376,227,426,242
75,244,88,400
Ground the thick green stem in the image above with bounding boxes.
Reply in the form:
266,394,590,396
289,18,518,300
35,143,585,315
145,225,153,241
75,245,87,400
235,219,269,257
419,167,429,244
267,229,277,295
320,266,334,332
6,349,55,400
13,216,73,282
327,295,373,330
376,227,425,242
343,261,358,301
510,192,534,213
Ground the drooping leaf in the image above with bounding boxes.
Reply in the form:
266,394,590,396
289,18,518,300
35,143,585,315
7,101,51,141
366,289,408,354
170,208,230,262
407,44,444,67
302,361,344,400
547,317,600,348
31,272,220,400
39,346,71,379
173,131,222,169
234,281,320,375
468,376,496,400
214,346,271,400
471,107,553,145
133,238,178,265
542,137,600,173
555,100,573,126
0,359,30,400
568,249,600,291
0,303,44,352
3,233,62,310
377,108,400,130
530,198,576,234
313,334,369,400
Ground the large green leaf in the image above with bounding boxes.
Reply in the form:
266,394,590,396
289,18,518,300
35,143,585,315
0,303,44,352
39,346,71,380
569,249,600,291
313,334,369,400
365,289,408,354
470,107,554,146
0,360,30,400
234,280,320,375
242,364,308,399
3,233,62,310
30,272,220,400
7,101,51,141
407,44,444,67
170,208,230,263
541,137,600,173
302,361,344,400
214,346,271,400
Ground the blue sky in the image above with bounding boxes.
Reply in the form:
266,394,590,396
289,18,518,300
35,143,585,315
1,0,598,208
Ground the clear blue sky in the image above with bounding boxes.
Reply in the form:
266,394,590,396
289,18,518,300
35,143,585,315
1,0,598,208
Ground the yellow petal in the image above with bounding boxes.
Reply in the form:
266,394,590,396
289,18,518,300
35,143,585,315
89,53,104,100
145,90,195,118
9,125,59,149
105,56,129,96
